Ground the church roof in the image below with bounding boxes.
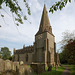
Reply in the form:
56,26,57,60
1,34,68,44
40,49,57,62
36,4,54,36
14,46,34,54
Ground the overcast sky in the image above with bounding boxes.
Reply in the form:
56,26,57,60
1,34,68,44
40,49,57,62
0,0,75,54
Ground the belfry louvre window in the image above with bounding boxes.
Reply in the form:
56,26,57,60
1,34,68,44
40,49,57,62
26,54,28,62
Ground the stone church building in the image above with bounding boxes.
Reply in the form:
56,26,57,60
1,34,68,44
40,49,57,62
13,5,60,66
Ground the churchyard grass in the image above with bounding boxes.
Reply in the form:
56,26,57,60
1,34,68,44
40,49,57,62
35,66,65,75
68,65,75,75
27,65,30,68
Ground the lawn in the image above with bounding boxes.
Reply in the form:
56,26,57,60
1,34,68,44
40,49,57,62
35,66,65,75
68,65,75,75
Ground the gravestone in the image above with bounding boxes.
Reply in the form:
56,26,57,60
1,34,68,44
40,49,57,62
55,65,57,71
30,63,45,74
20,61,24,65
1,70,17,75
48,65,52,71
0,59,5,72
28,67,34,75
19,65,28,75
19,65,34,75
13,61,19,71
5,60,12,71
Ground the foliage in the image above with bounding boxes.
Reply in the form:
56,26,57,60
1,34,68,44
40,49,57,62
0,54,1,58
8,55,13,61
0,0,73,26
0,0,31,26
59,31,75,64
49,0,71,13
0,47,11,60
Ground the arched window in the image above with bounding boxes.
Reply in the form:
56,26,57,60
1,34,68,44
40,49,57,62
18,54,19,61
47,39,49,51
26,54,28,62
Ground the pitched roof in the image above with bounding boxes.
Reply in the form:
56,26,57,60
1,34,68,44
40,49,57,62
15,46,34,54
36,4,54,36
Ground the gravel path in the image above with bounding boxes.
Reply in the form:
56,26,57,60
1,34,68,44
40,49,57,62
62,65,71,75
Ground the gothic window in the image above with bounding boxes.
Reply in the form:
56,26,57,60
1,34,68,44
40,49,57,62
26,54,28,62
42,47,44,51
44,40,46,50
18,54,19,61
47,39,49,51
47,51,50,63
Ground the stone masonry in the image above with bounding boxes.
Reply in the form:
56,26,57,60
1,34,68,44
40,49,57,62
13,5,60,67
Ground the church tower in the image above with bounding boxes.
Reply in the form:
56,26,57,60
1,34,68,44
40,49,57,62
13,4,58,66
33,5,56,66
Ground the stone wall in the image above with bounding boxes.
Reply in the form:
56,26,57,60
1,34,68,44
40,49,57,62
47,32,55,65
14,53,33,65
13,46,34,65
56,53,60,66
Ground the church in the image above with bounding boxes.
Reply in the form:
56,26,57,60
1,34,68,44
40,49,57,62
13,5,60,66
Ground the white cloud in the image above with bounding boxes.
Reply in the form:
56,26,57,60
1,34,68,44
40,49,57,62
29,0,42,13
49,1,75,43
0,0,75,53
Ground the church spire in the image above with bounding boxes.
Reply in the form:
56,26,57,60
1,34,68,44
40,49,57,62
36,4,53,36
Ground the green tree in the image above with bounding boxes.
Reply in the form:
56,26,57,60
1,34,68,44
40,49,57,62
49,0,71,13
0,47,11,60
0,0,72,27
0,54,1,58
0,0,31,26
8,55,14,61
59,31,75,64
